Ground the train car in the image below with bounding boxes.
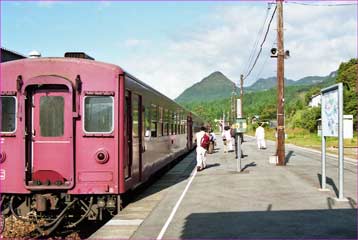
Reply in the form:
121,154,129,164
0,52,204,235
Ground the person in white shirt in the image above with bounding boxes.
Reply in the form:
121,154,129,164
222,126,233,153
195,126,208,171
255,123,266,149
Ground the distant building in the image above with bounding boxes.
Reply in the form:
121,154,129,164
1,47,26,62
317,115,353,139
308,93,321,107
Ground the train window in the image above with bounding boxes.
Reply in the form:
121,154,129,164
170,112,174,135
0,96,17,133
182,115,186,134
84,96,114,133
150,104,157,137
40,96,64,137
178,112,181,134
163,109,169,136
175,112,179,135
132,94,140,138
158,107,163,136
144,105,150,136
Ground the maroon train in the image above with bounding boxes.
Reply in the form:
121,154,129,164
0,52,203,235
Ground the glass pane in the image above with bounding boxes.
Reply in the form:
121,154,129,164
132,95,139,138
159,107,163,136
151,104,157,122
1,97,16,132
85,96,113,133
144,105,150,136
40,96,64,137
150,104,157,137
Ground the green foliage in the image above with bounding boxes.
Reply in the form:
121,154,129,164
176,71,238,103
291,107,321,132
304,86,321,105
335,58,358,127
336,58,357,90
178,62,353,132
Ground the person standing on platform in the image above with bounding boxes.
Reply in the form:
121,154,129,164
255,123,266,149
195,126,209,171
222,126,233,153
208,129,216,154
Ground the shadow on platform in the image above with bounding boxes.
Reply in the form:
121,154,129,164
204,163,221,170
181,208,357,238
241,162,256,171
285,150,295,164
318,173,339,197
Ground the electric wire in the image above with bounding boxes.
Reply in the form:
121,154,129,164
244,5,277,81
288,1,357,7
244,5,271,75
254,40,276,82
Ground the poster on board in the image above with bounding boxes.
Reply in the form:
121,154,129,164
321,88,339,137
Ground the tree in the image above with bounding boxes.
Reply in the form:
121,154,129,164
291,107,320,132
304,86,321,106
336,58,358,128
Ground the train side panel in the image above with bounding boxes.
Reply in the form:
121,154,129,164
121,75,197,192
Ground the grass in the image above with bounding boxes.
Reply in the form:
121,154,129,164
247,127,357,159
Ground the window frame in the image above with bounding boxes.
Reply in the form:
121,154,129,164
82,95,115,134
0,96,17,134
150,104,158,137
39,95,65,137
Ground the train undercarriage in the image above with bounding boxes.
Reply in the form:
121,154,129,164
0,193,120,237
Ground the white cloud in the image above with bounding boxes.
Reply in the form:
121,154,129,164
36,1,58,8
124,39,148,48
118,3,356,99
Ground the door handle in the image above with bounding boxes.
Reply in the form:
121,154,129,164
32,129,36,136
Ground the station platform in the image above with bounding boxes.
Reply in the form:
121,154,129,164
90,135,357,239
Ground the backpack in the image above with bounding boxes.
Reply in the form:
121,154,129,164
200,134,210,149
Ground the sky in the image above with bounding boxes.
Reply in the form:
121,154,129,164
1,1,357,99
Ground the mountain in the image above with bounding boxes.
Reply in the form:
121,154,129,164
246,71,337,92
246,77,295,92
176,70,337,104
175,71,237,103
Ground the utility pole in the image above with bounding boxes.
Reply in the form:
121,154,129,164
230,83,237,125
276,0,285,165
240,74,244,117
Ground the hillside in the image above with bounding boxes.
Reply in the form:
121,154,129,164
176,71,336,104
175,71,237,103
177,68,338,129
246,71,337,92
246,77,295,92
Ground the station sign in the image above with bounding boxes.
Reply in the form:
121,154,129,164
232,118,247,133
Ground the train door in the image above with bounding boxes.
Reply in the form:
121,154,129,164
25,82,74,189
125,90,142,181
125,91,132,179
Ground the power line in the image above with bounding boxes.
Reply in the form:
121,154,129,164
288,1,357,7
244,5,277,81
244,5,271,75
254,41,275,81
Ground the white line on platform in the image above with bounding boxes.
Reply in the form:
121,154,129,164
105,219,143,226
156,166,197,240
